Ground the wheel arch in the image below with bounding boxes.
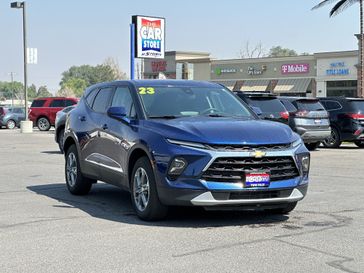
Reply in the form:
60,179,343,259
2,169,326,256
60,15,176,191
127,145,154,188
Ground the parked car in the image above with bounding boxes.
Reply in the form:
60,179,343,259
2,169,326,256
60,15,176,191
63,80,310,221
55,105,76,153
0,107,9,128
234,92,289,124
29,97,78,131
319,97,364,148
0,107,25,129
279,97,331,151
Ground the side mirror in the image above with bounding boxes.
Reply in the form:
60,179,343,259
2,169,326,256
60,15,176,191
107,106,130,123
251,106,263,116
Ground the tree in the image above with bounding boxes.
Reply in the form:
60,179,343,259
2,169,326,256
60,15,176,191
238,41,267,58
0,81,23,100
37,86,52,98
56,87,76,98
28,84,37,99
61,77,87,97
103,57,128,80
268,46,298,57
312,0,363,98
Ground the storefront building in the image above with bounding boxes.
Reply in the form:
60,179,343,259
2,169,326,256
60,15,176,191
142,50,359,97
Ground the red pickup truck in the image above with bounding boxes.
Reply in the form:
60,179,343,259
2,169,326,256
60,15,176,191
29,97,78,131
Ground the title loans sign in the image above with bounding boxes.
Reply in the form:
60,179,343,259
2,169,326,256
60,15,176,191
281,63,310,74
132,15,165,59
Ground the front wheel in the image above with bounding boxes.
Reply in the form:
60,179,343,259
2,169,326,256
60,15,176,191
65,144,94,195
305,142,320,151
322,128,341,148
354,140,364,148
130,157,168,221
37,117,51,131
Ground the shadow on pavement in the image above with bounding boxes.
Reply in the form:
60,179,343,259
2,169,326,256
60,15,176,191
27,183,289,228
41,150,62,155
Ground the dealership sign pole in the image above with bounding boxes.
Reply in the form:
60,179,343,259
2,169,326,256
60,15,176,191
131,15,165,79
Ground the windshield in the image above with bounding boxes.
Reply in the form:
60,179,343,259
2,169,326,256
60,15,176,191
246,98,286,113
137,86,253,118
349,100,364,113
295,100,325,111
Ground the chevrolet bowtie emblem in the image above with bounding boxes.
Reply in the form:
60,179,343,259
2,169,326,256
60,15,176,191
250,150,266,158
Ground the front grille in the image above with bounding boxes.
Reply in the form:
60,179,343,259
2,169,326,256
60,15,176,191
202,156,299,183
205,143,291,152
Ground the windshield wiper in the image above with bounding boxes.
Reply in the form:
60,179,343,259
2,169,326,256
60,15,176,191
204,114,231,118
148,115,180,119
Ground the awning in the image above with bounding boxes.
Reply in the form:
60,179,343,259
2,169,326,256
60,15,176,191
274,78,312,93
239,80,270,92
211,80,236,90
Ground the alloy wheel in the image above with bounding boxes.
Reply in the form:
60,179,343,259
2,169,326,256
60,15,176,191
66,152,77,188
38,118,50,131
7,120,16,129
133,167,150,212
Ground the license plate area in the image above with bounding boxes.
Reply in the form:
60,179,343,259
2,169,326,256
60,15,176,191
314,119,322,124
245,172,270,188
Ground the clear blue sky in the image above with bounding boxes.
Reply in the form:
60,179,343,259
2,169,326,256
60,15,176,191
0,0,360,93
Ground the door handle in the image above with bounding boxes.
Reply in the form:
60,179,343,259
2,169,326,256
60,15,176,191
102,124,108,130
79,116,86,122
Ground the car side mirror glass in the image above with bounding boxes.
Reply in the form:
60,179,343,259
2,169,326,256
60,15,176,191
251,106,263,116
107,106,130,123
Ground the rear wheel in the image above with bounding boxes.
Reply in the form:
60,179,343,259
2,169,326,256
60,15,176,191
65,144,94,195
322,128,341,148
305,142,320,151
269,202,297,214
57,128,65,153
354,140,364,148
37,117,51,131
6,119,16,129
130,156,168,221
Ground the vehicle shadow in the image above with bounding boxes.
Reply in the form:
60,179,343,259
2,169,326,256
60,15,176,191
27,183,289,228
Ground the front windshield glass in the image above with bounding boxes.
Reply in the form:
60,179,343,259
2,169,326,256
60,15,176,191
136,86,253,118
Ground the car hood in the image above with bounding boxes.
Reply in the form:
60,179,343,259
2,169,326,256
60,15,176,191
143,116,295,145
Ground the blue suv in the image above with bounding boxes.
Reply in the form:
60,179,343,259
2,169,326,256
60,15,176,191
63,80,310,220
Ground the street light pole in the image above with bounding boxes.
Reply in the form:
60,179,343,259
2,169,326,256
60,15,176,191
11,1,32,133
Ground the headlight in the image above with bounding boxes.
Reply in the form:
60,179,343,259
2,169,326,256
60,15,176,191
167,139,206,149
297,153,310,175
168,157,187,179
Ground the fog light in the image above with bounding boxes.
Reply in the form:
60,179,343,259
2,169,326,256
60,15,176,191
168,157,187,178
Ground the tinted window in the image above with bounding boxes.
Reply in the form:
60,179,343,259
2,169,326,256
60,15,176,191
246,98,286,113
62,106,75,114
13,108,24,114
65,99,76,107
294,100,325,111
86,88,99,107
323,100,342,111
50,100,65,107
92,87,113,113
111,87,135,118
31,100,46,107
280,99,297,112
349,100,364,113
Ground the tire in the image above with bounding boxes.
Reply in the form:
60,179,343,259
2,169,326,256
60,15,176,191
37,117,51,131
305,142,320,151
269,202,297,215
354,140,364,148
130,156,168,221
322,128,342,148
57,128,65,153
65,144,94,195
6,119,16,129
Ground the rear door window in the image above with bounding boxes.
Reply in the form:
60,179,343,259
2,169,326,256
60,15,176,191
31,100,46,107
322,100,342,111
92,87,114,113
65,99,77,107
294,100,325,111
50,100,65,107
280,99,297,112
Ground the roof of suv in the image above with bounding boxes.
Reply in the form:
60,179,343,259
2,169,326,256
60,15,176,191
234,91,276,98
279,97,320,102
319,97,364,101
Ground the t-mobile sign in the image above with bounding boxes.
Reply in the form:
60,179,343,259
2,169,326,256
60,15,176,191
281,63,310,74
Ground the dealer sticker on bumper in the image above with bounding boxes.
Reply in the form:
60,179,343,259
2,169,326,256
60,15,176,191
245,173,270,187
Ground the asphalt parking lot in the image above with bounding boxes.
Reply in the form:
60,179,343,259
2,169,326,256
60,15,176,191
0,129,363,273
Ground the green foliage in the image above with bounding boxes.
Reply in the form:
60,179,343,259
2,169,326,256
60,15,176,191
312,0,360,17
0,81,24,99
62,78,87,97
37,86,52,98
268,46,298,57
28,84,37,99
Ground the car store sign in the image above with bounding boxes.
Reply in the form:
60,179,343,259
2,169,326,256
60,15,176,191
215,68,237,75
281,63,310,74
132,15,165,59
